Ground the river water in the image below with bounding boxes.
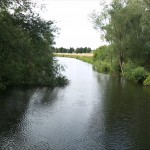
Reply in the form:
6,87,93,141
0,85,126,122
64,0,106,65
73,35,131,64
0,57,150,150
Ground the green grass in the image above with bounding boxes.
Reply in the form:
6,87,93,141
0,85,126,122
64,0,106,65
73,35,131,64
55,54,94,64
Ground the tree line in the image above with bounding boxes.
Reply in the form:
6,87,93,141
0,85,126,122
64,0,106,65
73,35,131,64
91,0,150,85
0,0,68,90
53,47,92,53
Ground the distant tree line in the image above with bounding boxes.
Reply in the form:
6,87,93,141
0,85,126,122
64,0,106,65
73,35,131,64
53,47,92,53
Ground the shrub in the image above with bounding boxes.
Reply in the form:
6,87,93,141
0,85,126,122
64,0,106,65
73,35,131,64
100,61,111,72
144,75,150,86
124,61,148,83
132,67,148,83
94,61,111,72
129,67,148,83
110,60,120,73
93,46,108,61
55,76,69,86
124,62,137,79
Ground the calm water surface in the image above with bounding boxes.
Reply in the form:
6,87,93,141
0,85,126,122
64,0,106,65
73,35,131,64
0,57,150,150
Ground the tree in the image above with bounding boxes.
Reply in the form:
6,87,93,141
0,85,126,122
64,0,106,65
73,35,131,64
140,0,150,66
68,47,74,53
91,0,150,75
0,0,67,89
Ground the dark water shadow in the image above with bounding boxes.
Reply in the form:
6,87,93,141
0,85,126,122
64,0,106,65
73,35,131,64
85,73,150,149
0,86,62,150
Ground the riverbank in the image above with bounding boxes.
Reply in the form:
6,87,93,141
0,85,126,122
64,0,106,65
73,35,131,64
55,53,150,86
54,53,94,64
55,53,116,76
54,53,93,57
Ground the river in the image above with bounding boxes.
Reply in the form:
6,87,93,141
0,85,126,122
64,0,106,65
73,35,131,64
0,57,150,150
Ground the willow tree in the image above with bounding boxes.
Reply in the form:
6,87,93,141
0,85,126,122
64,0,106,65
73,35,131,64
141,0,150,66
91,0,150,74
0,0,67,89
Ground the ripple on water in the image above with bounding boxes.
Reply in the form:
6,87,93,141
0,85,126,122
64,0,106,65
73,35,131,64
0,57,150,149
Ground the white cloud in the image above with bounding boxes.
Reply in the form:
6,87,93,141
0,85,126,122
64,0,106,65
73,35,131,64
33,0,107,49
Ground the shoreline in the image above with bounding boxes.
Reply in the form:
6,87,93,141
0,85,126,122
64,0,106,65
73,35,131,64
55,54,150,87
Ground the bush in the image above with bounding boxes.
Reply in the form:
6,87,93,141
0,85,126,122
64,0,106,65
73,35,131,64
55,76,69,86
144,75,150,86
100,61,111,72
124,61,148,83
110,59,121,73
93,46,108,61
124,61,137,79
94,61,111,72
132,67,148,83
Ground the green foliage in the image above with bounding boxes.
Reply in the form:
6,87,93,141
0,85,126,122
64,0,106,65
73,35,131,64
93,45,114,73
144,75,150,86
124,63,148,83
94,61,111,73
132,67,148,83
93,46,108,61
0,0,31,11
0,0,68,89
124,61,137,78
91,0,150,74
55,54,94,64
77,56,94,64
110,60,121,73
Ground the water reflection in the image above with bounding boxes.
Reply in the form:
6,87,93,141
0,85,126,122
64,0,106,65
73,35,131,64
0,58,150,150
0,87,61,150
92,74,150,149
0,87,32,149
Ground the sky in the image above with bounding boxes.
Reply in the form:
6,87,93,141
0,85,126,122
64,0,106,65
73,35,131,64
34,0,106,49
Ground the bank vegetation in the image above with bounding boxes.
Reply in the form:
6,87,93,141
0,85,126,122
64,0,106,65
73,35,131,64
90,0,150,86
0,0,68,90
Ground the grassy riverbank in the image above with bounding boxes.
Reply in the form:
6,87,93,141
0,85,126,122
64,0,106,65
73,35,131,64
55,53,112,73
55,53,94,64
55,52,150,86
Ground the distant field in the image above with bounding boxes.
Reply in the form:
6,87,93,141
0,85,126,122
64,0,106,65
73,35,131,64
54,53,93,57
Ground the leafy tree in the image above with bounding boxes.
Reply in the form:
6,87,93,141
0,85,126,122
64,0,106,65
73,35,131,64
0,0,67,89
68,47,74,53
91,0,150,75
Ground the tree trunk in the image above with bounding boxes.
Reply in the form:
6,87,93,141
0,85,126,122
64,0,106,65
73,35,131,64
119,56,124,76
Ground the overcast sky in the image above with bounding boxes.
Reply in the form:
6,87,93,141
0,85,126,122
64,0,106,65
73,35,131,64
34,0,106,49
